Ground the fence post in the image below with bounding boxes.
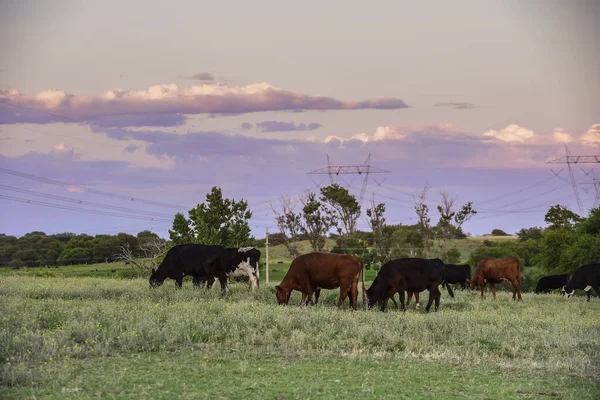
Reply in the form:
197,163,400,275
265,227,269,284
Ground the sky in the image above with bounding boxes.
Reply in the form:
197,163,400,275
0,0,599,240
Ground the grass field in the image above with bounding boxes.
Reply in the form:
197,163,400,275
1,273,599,399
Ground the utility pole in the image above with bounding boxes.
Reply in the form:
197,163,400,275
265,227,269,284
546,146,600,215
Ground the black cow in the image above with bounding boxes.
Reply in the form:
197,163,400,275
562,263,600,301
535,274,569,294
150,244,229,292
442,264,471,290
192,247,261,290
366,258,455,312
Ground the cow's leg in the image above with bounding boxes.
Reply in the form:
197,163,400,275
480,283,485,299
406,292,412,307
349,283,358,311
379,298,388,312
399,291,406,312
489,282,496,299
509,278,522,301
389,294,399,309
301,292,308,306
218,272,229,295
337,285,350,308
588,284,600,301
424,288,436,312
415,292,420,309
175,275,183,289
433,287,441,312
460,281,466,290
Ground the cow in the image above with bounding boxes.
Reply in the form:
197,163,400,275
561,263,600,301
150,244,229,293
535,274,570,294
275,252,367,310
191,247,261,290
365,258,454,312
442,264,471,290
468,256,522,300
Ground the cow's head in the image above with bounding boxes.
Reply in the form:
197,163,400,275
275,285,290,305
149,268,164,288
561,285,575,299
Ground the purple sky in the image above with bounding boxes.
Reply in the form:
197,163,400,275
0,0,599,239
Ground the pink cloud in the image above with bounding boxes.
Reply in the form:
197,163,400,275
0,82,409,125
580,123,600,146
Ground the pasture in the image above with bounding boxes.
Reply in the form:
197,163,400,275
1,273,599,399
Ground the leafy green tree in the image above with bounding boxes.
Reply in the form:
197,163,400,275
169,186,253,247
577,207,600,236
517,226,544,241
491,229,508,236
320,184,360,236
300,192,333,252
544,205,581,230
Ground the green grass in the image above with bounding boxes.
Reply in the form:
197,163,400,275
1,275,599,399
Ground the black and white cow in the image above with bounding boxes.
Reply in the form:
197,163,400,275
561,263,600,301
535,274,570,294
192,246,261,290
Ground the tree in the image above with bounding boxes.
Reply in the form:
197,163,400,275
491,229,508,236
517,226,544,242
413,184,433,256
169,186,253,247
116,239,169,276
300,191,334,252
428,189,476,257
271,195,302,259
544,205,580,230
366,196,387,263
577,207,600,236
320,184,360,236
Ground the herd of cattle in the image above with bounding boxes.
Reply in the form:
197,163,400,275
149,244,600,310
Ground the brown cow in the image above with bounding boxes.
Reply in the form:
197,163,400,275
468,256,522,300
275,252,367,310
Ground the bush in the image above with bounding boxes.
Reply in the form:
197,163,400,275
491,229,508,236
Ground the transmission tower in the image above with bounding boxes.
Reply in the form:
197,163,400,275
546,145,600,214
308,154,391,205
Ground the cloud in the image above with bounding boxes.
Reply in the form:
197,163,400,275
180,72,214,81
124,144,140,153
240,122,253,130
255,121,322,132
552,128,573,143
0,82,409,126
434,102,475,109
581,123,600,146
482,124,535,143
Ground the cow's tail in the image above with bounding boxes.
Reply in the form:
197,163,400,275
360,259,367,310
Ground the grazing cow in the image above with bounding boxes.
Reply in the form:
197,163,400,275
150,244,229,292
275,252,367,310
442,264,472,290
366,258,455,312
468,256,522,300
562,263,600,301
192,247,261,290
535,274,570,294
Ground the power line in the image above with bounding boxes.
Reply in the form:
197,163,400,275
0,167,186,210
0,184,175,218
0,194,173,222
475,174,558,206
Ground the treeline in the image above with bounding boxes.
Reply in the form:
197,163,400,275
467,205,600,287
0,230,164,268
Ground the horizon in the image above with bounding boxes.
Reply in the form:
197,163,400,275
1,0,599,239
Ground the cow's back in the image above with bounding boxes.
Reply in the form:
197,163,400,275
285,252,362,289
475,257,520,281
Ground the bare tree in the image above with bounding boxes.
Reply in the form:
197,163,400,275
116,240,169,275
366,194,387,262
271,195,302,259
413,184,433,257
